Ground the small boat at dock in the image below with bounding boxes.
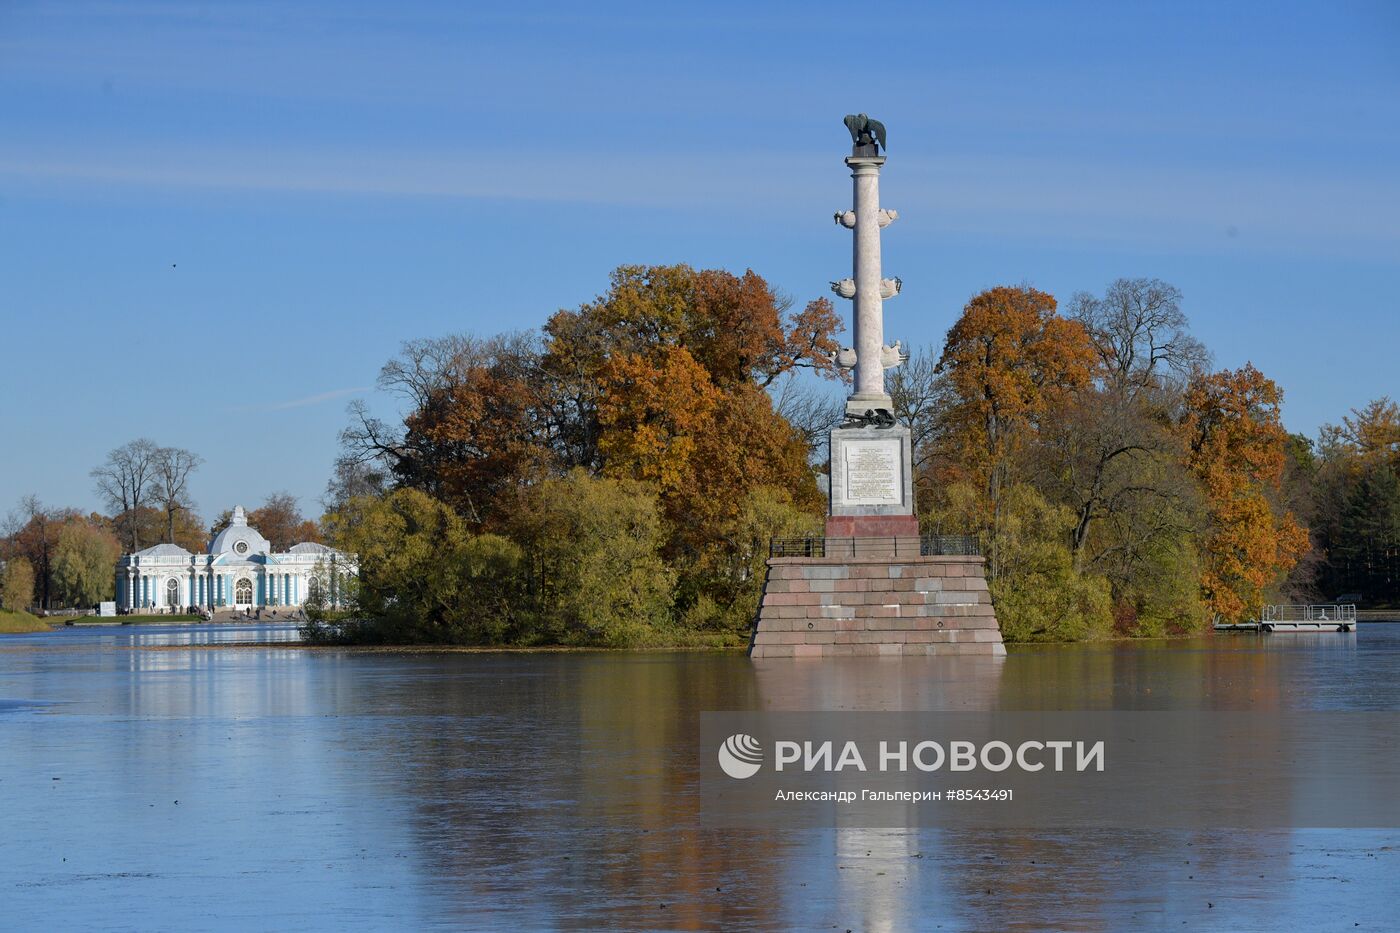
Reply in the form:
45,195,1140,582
1215,604,1358,633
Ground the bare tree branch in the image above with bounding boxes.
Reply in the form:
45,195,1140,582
91,439,159,552
153,446,203,544
1069,278,1210,396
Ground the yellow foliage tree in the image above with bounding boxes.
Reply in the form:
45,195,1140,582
596,347,722,492
0,556,35,612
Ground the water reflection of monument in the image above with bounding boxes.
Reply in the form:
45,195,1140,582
749,115,1004,659
753,648,1005,931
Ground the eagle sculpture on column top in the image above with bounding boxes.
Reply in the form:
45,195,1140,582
843,114,887,152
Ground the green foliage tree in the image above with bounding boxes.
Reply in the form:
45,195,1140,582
679,486,822,634
51,521,120,608
321,488,521,644
1312,398,1400,605
1331,462,1400,603
1107,533,1205,637
984,485,1113,642
1,556,36,612
510,470,675,646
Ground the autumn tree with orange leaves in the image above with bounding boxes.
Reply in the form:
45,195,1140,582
1181,364,1309,622
334,264,841,641
556,265,835,619
317,262,1400,646
934,285,1097,578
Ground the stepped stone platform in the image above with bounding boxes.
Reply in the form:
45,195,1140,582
749,551,1004,658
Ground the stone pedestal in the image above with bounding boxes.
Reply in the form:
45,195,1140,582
749,554,1005,658
826,423,919,538
825,515,920,537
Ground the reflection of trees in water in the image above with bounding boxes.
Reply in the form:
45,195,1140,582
753,656,1009,930
994,635,1361,712
349,643,1378,928
963,640,1303,930
380,653,795,929
747,647,1308,929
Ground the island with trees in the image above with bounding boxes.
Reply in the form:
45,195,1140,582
3,267,1397,645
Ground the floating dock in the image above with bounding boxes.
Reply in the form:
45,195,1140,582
1215,604,1357,633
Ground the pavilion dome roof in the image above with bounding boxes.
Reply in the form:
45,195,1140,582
287,541,335,554
208,505,271,557
133,542,192,559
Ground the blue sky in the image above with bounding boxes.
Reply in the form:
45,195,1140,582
2,0,1397,522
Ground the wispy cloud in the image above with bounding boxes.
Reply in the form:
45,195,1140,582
232,387,370,413
5,144,1398,259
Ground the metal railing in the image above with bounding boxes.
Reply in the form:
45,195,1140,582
1261,604,1357,623
769,535,981,558
920,534,982,556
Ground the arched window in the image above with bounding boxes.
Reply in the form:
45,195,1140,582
234,578,253,605
165,578,180,608
307,577,321,602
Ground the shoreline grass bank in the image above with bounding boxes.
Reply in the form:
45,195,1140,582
0,610,55,634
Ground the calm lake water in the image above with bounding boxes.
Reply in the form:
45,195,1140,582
3,623,1399,932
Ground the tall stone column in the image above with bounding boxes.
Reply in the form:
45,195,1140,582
826,114,917,540
848,155,889,412
748,115,1004,659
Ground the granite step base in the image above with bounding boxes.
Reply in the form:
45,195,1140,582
749,554,1005,659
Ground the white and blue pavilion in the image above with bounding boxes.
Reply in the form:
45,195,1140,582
114,505,355,612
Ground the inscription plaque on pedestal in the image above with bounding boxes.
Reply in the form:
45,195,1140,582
843,439,902,505
829,425,914,517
